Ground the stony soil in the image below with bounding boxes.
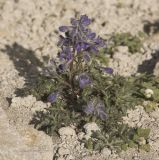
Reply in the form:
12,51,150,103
0,0,159,160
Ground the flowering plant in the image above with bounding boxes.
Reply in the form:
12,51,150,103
30,15,153,152
44,15,112,120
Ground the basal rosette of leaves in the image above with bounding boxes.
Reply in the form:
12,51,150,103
29,15,159,152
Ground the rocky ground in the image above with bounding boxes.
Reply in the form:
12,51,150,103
0,0,159,159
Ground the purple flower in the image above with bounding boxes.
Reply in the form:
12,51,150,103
70,18,78,26
84,99,107,120
101,67,113,74
95,36,105,47
84,101,94,114
87,32,96,40
57,35,70,47
59,47,73,62
80,15,91,26
75,42,90,53
90,45,99,53
76,43,82,53
58,15,105,60
79,73,91,89
47,92,58,103
81,42,90,50
59,26,69,32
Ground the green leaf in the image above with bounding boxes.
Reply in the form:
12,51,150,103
128,140,138,148
111,32,143,54
85,138,94,150
95,52,109,66
139,144,150,152
153,88,159,102
144,101,157,113
137,128,150,139
121,144,128,151
132,134,140,142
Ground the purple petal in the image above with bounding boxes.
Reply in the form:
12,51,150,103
84,104,94,114
76,43,82,53
101,67,113,74
81,42,90,50
70,18,78,26
66,52,72,61
57,36,70,48
57,35,65,46
95,37,105,47
47,92,58,103
59,52,65,60
79,74,91,89
59,47,73,61
59,26,69,32
90,46,99,53
80,15,91,26
87,32,96,40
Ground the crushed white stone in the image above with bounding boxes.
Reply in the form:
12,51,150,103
123,105,152,128
101,147,112,157
58,126,76,138
83,122,100,136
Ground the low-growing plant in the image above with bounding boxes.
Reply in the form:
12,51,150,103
29,15,156,152
105,32,143,55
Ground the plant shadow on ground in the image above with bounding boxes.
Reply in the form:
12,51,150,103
143,19,159,35
1,42,47,97
141,19,159,74
1,42,77,135
137,49,159,74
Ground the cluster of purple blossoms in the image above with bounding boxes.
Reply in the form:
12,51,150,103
58,15,105,68
84,99,107,120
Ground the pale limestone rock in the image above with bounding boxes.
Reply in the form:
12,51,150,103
116,46,129,53
0,107,53,160
58,127,76,137
77,132,85,140
8,95,50,128
58,148,70,156
66,155,75,160
101,147,112,157
83,122,100,136
123,105,151,128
